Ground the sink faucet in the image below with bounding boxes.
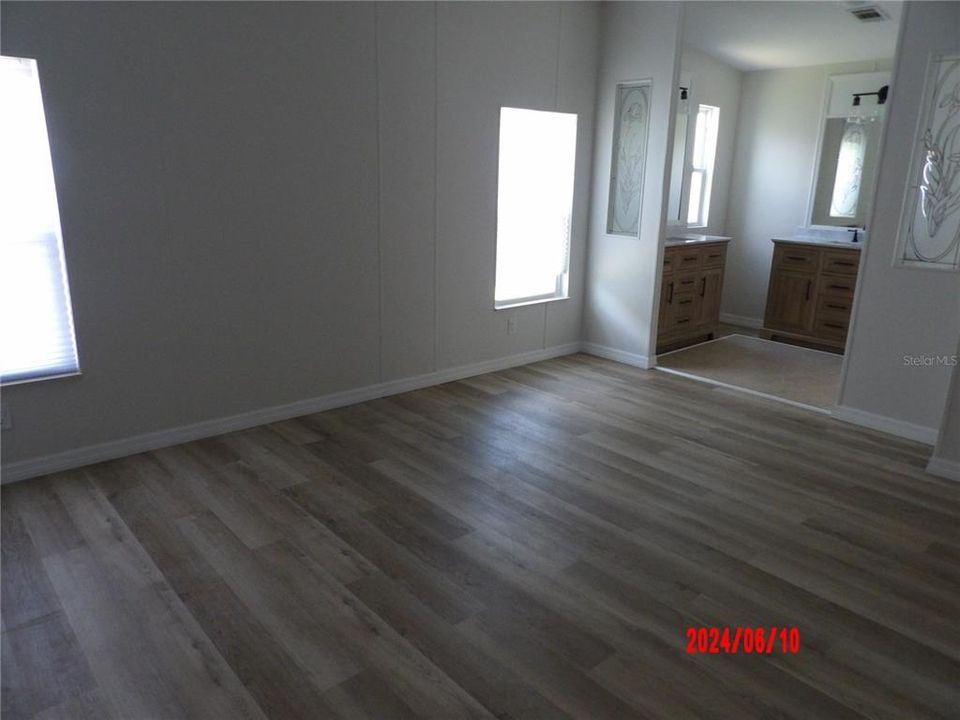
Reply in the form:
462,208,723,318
847,228,860,243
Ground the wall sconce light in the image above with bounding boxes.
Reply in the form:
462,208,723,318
852,84,889,106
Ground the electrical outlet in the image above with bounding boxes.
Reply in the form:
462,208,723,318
0,405,11,431
507,317,518,335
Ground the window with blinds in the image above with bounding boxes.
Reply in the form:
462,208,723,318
1,56,79,384
494,107,577,309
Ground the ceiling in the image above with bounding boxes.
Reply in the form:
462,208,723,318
683,1,903,72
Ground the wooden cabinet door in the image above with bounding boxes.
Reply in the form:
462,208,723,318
765,269,816,332
658,277,676,335
696,269,723,327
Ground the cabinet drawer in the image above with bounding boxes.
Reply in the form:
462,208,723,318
816,294,853,319
819,273,857,299
675,273,698,293
775,244,819,271
674,293,696,315
663,248,677,272
673,293,697,328
702,244,726,269
821,249,860,275
675,249,702,271
813,316,849,341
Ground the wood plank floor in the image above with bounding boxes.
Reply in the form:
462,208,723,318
3,354,959,719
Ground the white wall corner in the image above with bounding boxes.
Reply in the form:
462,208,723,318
926,457,960,482
832,404,938,445
0,342,583,485
581,342,654,370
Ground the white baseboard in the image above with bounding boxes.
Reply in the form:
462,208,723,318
581,342,653,369
719,312,763,329
832,404,938,445
1,343,581,485
926,456,960,481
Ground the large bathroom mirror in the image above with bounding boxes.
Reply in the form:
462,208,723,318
809,71,890,229
667,76,692,223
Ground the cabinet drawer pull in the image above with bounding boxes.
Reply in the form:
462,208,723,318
833,261,855,266
824,322,845,330
788,255,808,262
708,254,721,259
806,280,812,301
826,303,847,310
700,277,706,297
676,319,690,325
668,281,674,304
828,284,851,290
678,299,692,305
680,279,694,285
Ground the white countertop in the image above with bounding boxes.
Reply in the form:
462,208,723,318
773,236,863,250
665,233,732,247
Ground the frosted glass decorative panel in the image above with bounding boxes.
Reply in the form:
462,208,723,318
607,81,651,236
896,52,960,270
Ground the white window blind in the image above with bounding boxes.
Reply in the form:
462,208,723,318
1,55,79,384
495,107,577,309
687,104,720,228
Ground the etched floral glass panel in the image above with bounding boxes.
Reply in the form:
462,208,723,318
897,52,960,270
607,81,651,236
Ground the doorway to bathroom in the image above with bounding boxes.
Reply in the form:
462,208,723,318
654,1,902,413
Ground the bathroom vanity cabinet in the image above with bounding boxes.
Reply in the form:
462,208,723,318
657,240,728,353
761,239,860,351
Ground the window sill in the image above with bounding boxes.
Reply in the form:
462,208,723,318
2,370,82,388
494,295,570,311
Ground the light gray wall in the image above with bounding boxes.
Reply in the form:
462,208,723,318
929,337,960,475
584,1,684,363
840,1,960,435
722,59,892,325
0,1,599,467
678,47,743,238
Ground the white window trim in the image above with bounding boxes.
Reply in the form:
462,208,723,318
2,370,82,388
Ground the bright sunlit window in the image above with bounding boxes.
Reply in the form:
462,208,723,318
495,107,577,309
1,56,79,384
687,104,720,228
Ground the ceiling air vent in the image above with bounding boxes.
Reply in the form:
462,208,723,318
844,3,889,22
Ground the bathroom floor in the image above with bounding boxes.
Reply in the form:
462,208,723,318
656,333,843,411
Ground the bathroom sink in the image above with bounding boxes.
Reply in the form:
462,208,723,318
665,233,732,246
775,235,863,249
783,227,866,247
